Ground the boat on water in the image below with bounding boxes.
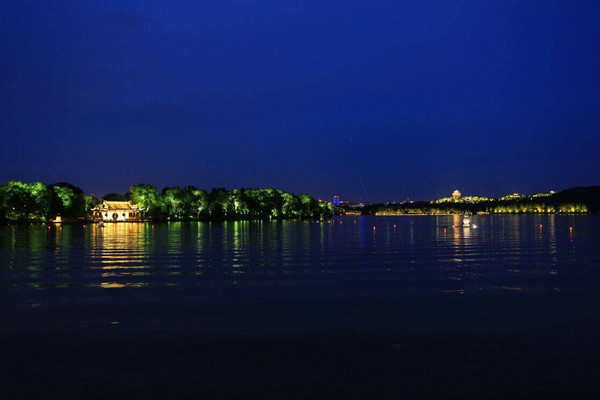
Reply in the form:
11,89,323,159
462,213,471,227
461,213,478,228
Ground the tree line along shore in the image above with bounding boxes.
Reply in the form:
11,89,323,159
0,181,342,223
1,181,598,224
358,186,600,216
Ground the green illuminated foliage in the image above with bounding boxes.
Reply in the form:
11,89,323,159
281,192,301,217
50,183,86,219
99,185,337,221
0,181,51,220
84,195,99,214
0,179,340,223
130,184,160,218
54,186,75,209
191,188,209,217
160,187,184,219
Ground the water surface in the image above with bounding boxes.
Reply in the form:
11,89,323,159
5,215,600,398
2,215,598,301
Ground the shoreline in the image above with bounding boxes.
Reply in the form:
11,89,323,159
0,217,334,226
0,212,595,226
370,212,592,216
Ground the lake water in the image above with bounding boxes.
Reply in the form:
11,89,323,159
4,215,600,397
2,215,599,300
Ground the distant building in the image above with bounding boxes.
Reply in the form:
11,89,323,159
332,195,340,206
452,190,462,200
92,201,143,222
499,193,525,201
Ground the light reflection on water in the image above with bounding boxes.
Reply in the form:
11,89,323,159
0,215,598,295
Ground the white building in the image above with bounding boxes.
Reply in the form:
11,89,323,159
92,201,143,222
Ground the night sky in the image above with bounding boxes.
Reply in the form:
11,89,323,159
2,1,599,202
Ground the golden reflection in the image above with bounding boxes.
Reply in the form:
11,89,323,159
90,223,149,288
452,214,461,228
99,282,147,289
450,216,473,263
100,265,148,270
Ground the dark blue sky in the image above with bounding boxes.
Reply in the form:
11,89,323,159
2,1,599,202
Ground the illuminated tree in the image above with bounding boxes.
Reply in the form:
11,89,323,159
265,188,284,217
29,182,52,218
160,187,184,218
225,189,247,217
49,183,86,219
84,195,99,215
176,186,208,220
207,187,228,219
281,192,301,217
298,193,319,218
191,188,209,218
0,181,50,220
130,184,160,217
